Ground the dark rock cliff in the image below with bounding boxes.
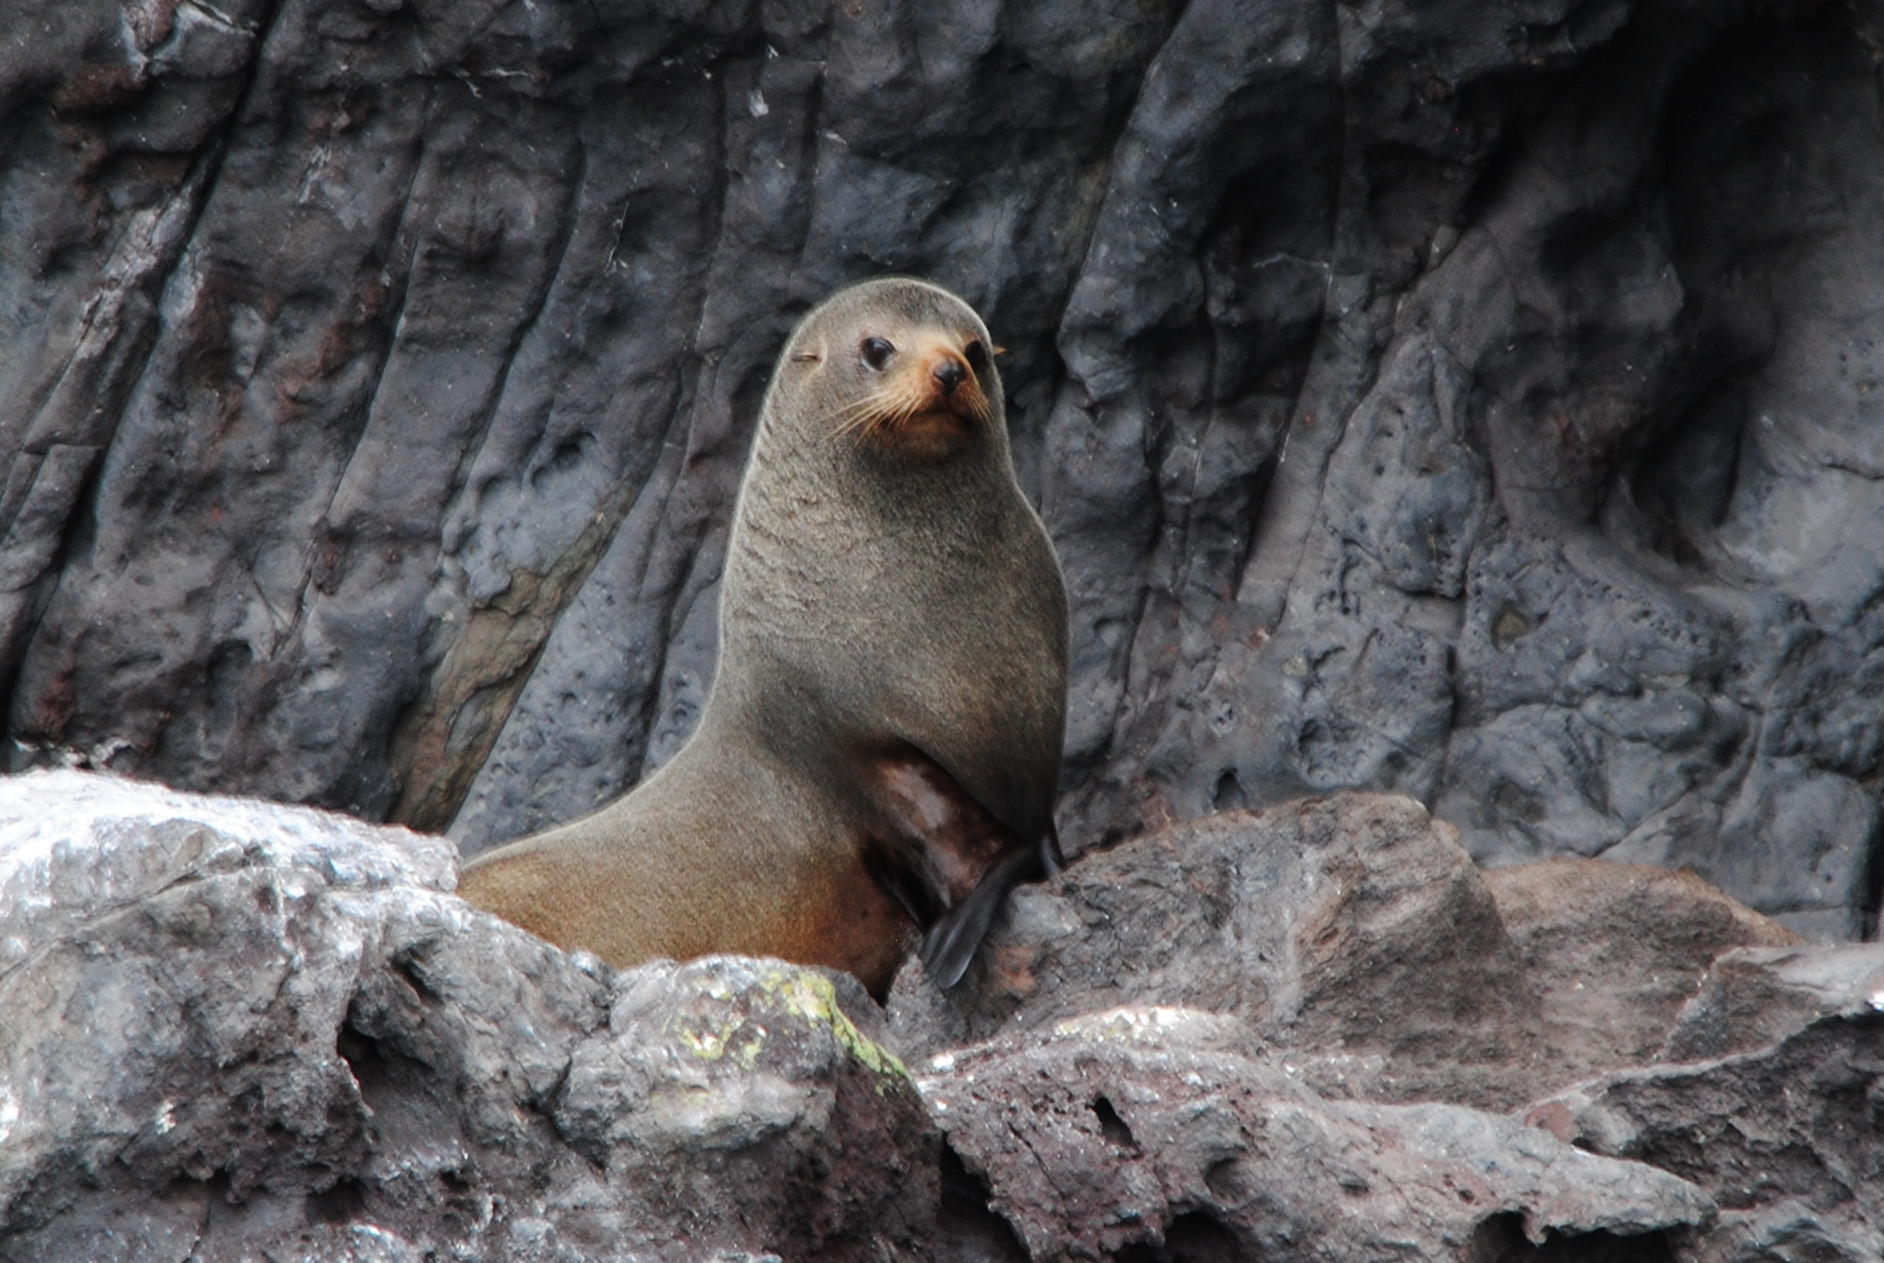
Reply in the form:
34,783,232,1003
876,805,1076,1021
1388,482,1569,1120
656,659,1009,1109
4,2,1882,927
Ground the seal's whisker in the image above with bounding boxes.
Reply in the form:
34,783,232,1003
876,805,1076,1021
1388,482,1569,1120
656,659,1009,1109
833,404,895,439
836,389,889,416
873,386,926,436
846,381,926,438
828,388,897,437
830,367,980,439
830,393,881,421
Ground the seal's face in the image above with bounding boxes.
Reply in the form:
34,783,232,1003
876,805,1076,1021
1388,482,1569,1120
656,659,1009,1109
782,279,1002,462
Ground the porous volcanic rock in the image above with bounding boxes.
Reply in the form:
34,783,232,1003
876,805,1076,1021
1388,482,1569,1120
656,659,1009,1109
1531,950,1884,1263
1485,858,1803,1069
0,770,935,1262
919,1007,1716,1263
888,794,1800,1111
1661,941,1884,1063
4,770,1877,1262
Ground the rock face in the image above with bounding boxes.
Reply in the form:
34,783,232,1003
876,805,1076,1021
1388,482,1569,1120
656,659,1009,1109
3,0,1882,939
6,771,1880,1262
890,794,1544,1106
1528,942,1884,1262
0,770,934,1261
886,794,1801,1112
921,1009,1713,1263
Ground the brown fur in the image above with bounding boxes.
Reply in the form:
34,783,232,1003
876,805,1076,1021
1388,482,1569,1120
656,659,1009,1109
458,278,1068,999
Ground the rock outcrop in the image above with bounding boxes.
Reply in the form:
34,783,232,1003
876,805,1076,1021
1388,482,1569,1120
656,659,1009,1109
4,0,1882,939
886,794,1800,1112
0,771,932,1261
4,771,1878,1261
1531,947,1884,1263
921,1009,1712,1263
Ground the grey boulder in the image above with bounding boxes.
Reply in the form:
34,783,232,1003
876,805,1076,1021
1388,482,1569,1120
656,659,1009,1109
919,1007,1714,1262
0,769,934,1262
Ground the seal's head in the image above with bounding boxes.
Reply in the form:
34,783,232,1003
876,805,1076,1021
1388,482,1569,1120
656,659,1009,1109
773,277,1002,462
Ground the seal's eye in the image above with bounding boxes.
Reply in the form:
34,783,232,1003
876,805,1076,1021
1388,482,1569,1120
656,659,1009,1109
860,336,895,370
963,339,989,376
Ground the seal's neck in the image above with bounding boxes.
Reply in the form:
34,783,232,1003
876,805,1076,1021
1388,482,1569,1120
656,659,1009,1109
698,403,1027,744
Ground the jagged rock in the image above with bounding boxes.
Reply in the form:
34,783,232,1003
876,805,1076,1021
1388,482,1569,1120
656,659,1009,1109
888,794,1542,1108
888,794,1799,1112
1661,942,1884,1063
919,1007,1715,1263
1530,961,1884,1263
4,771,1873,1261
4,0,1883,942
0,770,935,1262
1486,858,1802,1070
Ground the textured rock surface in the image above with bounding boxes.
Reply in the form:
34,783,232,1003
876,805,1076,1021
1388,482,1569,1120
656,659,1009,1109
7,771,1882,1261
1531,945,1884,1263
3,0,1883,939
1660,941,1884,1062
887,794,1798,1110
920,1008,1716,1263
1486,859,1802,1069
0,770,935,1262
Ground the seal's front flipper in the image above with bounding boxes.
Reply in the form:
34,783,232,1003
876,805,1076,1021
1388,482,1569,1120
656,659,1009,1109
916,843,1040,988
870,743,1064,988
1040,822,1066,875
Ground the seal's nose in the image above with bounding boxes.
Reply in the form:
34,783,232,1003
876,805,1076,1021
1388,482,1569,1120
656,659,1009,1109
932,357,967,395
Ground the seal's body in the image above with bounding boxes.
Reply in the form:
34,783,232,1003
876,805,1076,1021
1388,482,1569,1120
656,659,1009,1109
459,278,1067,998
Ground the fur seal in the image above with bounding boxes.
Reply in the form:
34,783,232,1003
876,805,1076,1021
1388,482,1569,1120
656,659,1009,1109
458,277,1067,999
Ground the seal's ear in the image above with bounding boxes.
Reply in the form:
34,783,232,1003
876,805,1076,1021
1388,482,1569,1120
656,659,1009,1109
791,350,822,363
